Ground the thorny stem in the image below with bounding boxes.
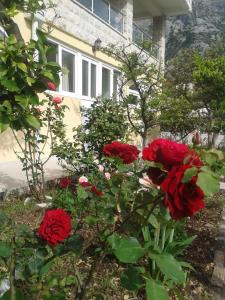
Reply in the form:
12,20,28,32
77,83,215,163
9,235,16,300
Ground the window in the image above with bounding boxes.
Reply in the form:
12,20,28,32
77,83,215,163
91,64,97,98
62,50,75,93
102,67,111,98
113,70,120,99
82,58,97,98
76,0,124,33
77,0,92,10
82,60,89,96
46,41,76,94
45,39,120,99
93,0,109,23
110,6,123,33
46,41,58,62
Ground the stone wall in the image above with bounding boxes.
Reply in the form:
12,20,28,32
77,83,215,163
43,0,133,49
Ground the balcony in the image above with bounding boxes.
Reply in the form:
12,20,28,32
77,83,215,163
133,0,192,18
133,23,160,60
76,0,124,33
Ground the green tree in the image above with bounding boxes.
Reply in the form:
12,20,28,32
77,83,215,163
104,42,164,147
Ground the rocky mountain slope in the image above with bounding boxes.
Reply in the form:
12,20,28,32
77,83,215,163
166,0,225,60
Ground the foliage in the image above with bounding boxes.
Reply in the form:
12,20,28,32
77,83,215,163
0,31,61,133
54,97,130,173
0,138,224,299
14,93,67,201
103,42,164,147
161,43,225,146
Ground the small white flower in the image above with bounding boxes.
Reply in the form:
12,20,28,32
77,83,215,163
139,175,154,188
98,165,104,172
105,172,111,180
36,203,52,208
78,176,88,183
126,172,134,177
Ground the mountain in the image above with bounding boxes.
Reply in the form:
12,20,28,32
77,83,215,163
166,0,225,60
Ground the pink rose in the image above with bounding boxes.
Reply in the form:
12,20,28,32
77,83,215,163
52,97,62,104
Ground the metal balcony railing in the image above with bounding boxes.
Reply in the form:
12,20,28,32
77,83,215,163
76,0,124,33
133,22,160,60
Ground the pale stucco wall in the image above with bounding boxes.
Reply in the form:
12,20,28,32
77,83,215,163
0,9,124,162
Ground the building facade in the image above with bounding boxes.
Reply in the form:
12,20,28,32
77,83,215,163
0,0,192,162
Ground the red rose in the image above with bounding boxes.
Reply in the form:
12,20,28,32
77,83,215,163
147,167,166,186
161,165,205,220
47,82,56,91
38,209,72,246
59,177,72,189
52,97,62,104
142,139,189,170
103,141,139,164
79,181,104,197
185,150,204,167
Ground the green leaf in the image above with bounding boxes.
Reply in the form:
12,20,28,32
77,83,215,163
7,35,17,44
26,77,35,86
25,115,41,129
182,167,198,183
148,214,159,228
107,233,121,250
27,95,39,105
1,80,19,92
197,172,219,196
36,29,47,44
28,257,44,274
0,114,9,133
64,234,84,254
0,211,8,228
15,95,29,109
114,237,145,263
15,224,33,237
121,267,143,291
146,278,169,300
0,242,12,258
17,63,27,73
0,289,25,300
77,185,88,200
40,260,55,277
150,253,186,283
203,152,219,166
42,70,54,81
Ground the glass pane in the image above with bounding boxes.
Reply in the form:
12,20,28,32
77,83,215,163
93,0,109,23
77,0,92,10
46,42,58,62
82,60,89,96
91,64,97,98
102,67,110,98
113,71,120,99
62,50,75,93
110,6,123,32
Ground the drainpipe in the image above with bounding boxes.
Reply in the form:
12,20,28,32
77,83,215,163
31,17,39,41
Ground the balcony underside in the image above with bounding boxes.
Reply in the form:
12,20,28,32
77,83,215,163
134,0,192,19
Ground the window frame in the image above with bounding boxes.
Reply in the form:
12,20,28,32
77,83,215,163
46,38,78,97
80,55,99,100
